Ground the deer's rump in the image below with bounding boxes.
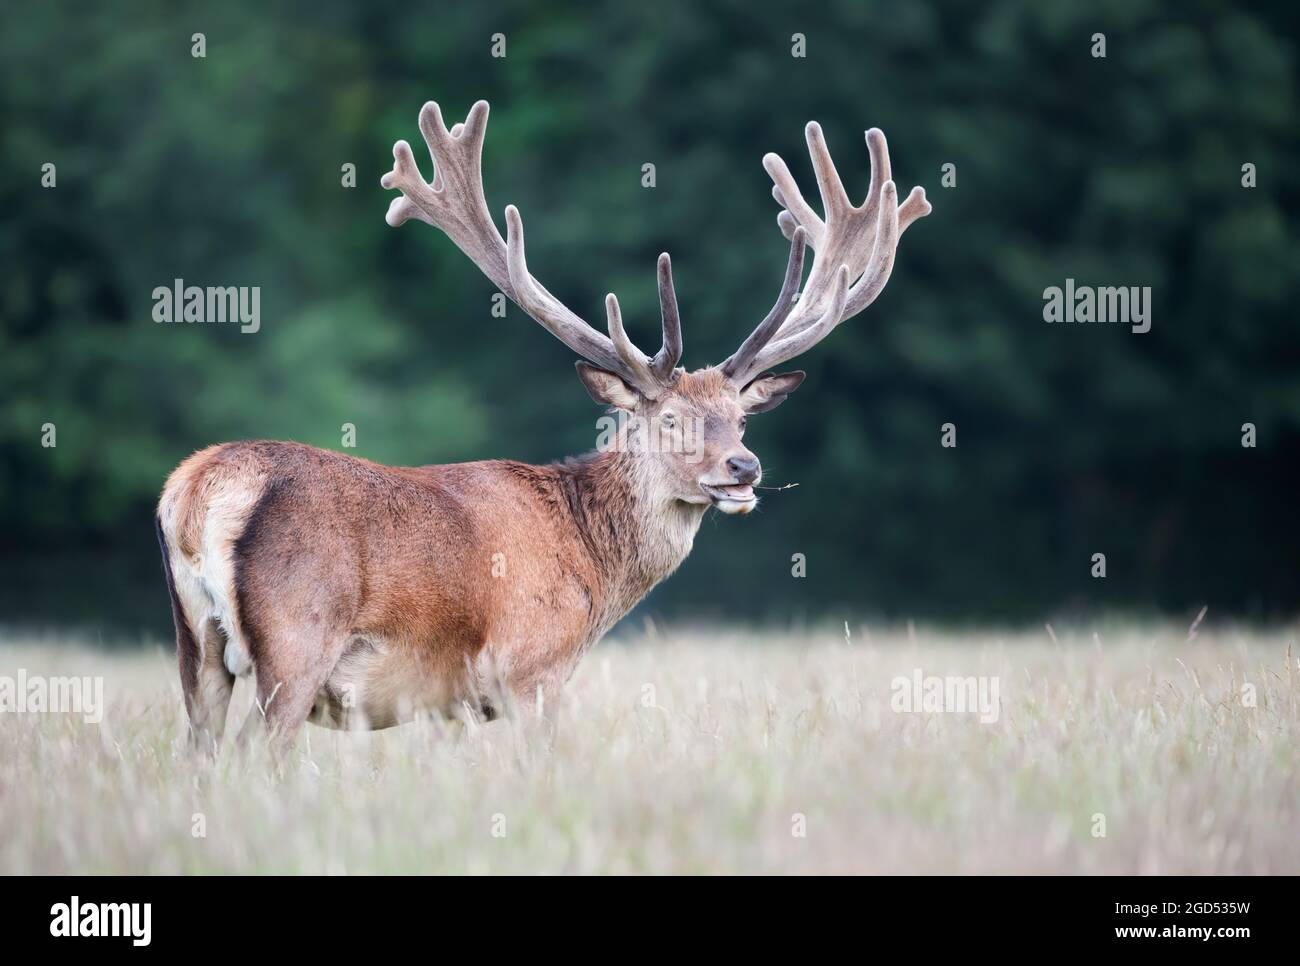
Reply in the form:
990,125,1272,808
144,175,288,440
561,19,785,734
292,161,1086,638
157,440,500,727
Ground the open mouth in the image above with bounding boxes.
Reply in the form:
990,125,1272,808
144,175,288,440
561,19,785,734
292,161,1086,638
700,483,757,513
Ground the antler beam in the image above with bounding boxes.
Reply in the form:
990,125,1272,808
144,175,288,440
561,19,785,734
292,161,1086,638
382,100,683,397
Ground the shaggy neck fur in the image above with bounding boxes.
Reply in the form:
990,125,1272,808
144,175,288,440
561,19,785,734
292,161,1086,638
553,448,707,626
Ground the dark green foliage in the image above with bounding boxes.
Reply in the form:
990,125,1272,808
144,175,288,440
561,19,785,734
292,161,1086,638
2,1,1297,632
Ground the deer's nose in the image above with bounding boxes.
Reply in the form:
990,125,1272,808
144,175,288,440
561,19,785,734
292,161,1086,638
727,455,761,484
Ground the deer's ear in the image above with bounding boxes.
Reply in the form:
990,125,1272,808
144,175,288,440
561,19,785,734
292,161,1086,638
738,371,805,414
575,362,643,410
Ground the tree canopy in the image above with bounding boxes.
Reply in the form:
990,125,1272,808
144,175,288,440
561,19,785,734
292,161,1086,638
2,1,1297,633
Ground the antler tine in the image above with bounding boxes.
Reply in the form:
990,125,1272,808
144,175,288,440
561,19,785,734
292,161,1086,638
898,184,932,231
650,253,684,380
869,128,932,233
764,153,825,245
719,227,807,380
805,121,852,219
605,294,662,396
742,265,852,382
724,121,930,384
385,98,679,393
840,180,901,319
503,206,627,374
863,127,891,213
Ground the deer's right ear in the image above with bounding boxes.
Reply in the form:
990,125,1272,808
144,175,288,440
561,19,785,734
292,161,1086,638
738,370,805,414
575,362,643,410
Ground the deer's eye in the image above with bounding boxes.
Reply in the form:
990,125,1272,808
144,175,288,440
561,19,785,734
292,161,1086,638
661,412,677,429
739,416,748,432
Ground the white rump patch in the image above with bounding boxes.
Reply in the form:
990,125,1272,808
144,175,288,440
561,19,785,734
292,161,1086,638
159,470,262,682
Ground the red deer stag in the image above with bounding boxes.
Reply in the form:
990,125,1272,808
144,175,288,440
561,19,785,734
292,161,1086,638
156,99,930,750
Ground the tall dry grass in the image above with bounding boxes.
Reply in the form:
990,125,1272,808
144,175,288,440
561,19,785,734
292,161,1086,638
1,623,1296,874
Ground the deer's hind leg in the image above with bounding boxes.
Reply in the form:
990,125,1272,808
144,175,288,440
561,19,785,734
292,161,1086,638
235,627,352,752
191,618,237,752
227,475,365,752
157,513,237,755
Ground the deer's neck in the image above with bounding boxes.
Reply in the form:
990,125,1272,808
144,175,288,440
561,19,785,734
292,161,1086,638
554,450,706,627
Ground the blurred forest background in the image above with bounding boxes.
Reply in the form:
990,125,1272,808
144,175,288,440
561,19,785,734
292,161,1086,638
1,0,1297,637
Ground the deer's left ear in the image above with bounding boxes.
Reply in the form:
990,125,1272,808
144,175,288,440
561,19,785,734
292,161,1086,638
738,371,805,414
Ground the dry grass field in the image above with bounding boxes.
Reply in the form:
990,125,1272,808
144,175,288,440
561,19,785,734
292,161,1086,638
1,622,1297,874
